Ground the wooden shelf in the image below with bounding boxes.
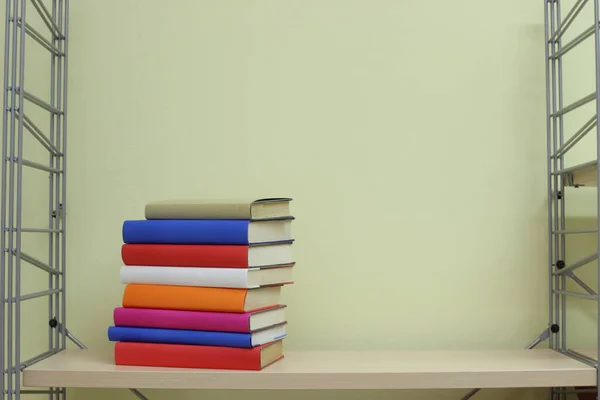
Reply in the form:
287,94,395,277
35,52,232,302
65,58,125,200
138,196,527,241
556,160,598,187
22,348,596,390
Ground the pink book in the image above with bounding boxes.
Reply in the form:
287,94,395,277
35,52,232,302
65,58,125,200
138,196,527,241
113,305,286,333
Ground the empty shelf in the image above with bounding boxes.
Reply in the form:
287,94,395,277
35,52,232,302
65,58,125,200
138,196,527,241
22,348,595,390
555,160,599,187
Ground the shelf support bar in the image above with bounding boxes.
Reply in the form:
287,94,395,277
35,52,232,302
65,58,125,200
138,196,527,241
551,91,596,117
553,228,598,234
564,349,598,367
20,89,62,114
20,251,60,275
458,328,551,400
550,0,588,41
16,18,63,56
29,0,64,38
550,21,598,59
15,111,62,156
129,389,150,400
566,271,597,295
553,252,597,275
20,389,63,395
552,114,597,158
20,157,61,174
49,318,86,350
553,289,598,300
5,348,59,374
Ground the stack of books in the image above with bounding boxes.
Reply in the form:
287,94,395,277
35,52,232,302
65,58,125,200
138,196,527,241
107,198,295,371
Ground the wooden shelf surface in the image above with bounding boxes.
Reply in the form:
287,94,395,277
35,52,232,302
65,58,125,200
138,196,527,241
556,160,598,187
22,348,596,390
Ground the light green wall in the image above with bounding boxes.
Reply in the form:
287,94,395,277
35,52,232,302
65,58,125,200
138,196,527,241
11,0,600,399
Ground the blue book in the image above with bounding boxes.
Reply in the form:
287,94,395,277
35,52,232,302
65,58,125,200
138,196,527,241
107,324,287,348
122,218,294,245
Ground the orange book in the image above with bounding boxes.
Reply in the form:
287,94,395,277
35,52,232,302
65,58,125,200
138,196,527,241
122,283,282,313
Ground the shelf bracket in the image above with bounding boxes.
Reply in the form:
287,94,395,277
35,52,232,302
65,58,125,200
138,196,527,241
49,318,86,350
48,319,151,400
566,271,597,295
458,328,551,400
129,389,150,400
553,252,598,275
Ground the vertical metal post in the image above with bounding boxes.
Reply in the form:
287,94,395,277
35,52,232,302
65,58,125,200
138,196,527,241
55,0,62,362
547,0,563,358
7,1,19,398
555,0,568,354
60,0,68,354
0,0,12,398
0,1,71,398
49,1,58,398
550,1,562,356
0,0,11,397
544,0,556,353
545,1,569,398
14,1,26,399
593,0,600,396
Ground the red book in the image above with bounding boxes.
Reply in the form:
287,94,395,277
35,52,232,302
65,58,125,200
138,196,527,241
114,340,284,371
121,243,294,268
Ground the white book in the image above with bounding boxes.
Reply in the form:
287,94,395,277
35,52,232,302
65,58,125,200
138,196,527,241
120,265,293,289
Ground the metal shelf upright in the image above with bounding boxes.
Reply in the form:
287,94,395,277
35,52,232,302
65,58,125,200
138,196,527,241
544,0,600,398
0,0,73,398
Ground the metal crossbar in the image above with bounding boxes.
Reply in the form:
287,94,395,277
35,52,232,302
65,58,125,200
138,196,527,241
552,114,597,158
550,0,588,41
566,271,597,295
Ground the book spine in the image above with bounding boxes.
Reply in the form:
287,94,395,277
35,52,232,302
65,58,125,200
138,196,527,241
120,266,252,288
144,203,251,220
113,307,251,332
114,341,266,370
122,220,250,245
122,283,249,313
121,244,250,268
108,326,253,348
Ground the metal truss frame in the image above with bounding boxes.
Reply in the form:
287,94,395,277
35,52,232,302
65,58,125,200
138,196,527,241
0,1,146,399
